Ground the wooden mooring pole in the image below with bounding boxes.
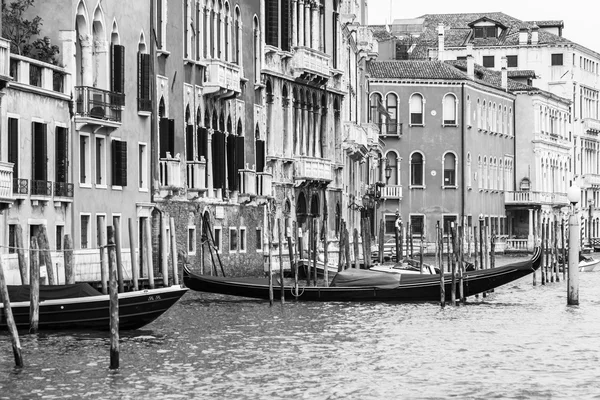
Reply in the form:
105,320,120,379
323,218,329,287
553,220,559,283
160,216,169,287
15,225,27,285
98,215,108,294
567,209,580,305
312,218,318,286
437,222,445,308
541,221,546,285
144,217,155,289
378,219,385,264
29,237,40,334
107,227,120,370
0,254,23,367
38,225,55,285
64,234,75,284
288,228,297,297
337,222,344,272
277,218,285,304
353,228,360,269
114,216,124,293
561,219,566,281
450,223,457,306
128,218,139,291
170,217,179,286
458,225,465,304
267,212,274,306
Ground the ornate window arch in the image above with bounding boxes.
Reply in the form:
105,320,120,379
442,152,457,187
410,151,425,186
410,93,424,126
443,93,457,126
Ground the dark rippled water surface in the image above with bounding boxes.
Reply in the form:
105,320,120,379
2,259,600,399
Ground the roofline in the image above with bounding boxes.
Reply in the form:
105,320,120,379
368,77,517,99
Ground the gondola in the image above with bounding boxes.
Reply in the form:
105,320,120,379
0,284,188,330
183,247,541,302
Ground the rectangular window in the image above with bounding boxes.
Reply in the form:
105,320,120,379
485,26,496,38
474,27,483,38
230,228,238,252
81,214,90,249
137,52,151,112
443,215,458,235
188,227,196,254
139,143,148,190
385,215,397,234
8,224,17,254
56,225,64,251
214,227,222,252
111,139,128,187
256,228,262,251
95,136,106,186
32,121,48,182
240,228,246,252
551,53,563,66
506,55,518,68
111,44,125,95
8,118,18,179
482,56,495,68
55,126,68,184
80,134,91,185
410,215,424,236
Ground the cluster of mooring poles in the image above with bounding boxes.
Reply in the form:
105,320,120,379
0,216,181,369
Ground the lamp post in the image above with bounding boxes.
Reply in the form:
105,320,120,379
567,185,580,306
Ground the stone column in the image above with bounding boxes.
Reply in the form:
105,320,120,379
291,0,298,47
311,2,319,50
220,12,225,60
298,0,304,47
306,102,313,156
313,104,320,157
79,34,93,87
283,96,290,157
207,129,214,197
293,99,299,156
226,15,232,61
304,1,311,48
213,9,218,58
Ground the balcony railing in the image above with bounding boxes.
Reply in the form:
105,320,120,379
204,59,241,97
0,162,13,203
9,54,68,94
377,122,403,136
186,159,206,190
292,46,330,79
583,173,600,187
504,191,569,206
159,157,181,188
75,86,124,123
294,156,333,182
381,185,403,200
54,182,74,198
239,168,257,196
583,118,600,135
13,178,28,195
30,180,52,196
256,172,272,197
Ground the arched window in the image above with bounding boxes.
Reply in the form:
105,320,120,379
233,7,241,64
253,16,260,83
477,99,481,129
478,155,482,190
466,95,471,126
410,152,424,186
386,93,398,135
483,156,489,189
443,94,457,126
386,152,398,185
482,100,487,130
410,94,424,125
443,153,457,187
370,93,382,129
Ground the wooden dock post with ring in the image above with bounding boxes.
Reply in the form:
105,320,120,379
107,226,120,369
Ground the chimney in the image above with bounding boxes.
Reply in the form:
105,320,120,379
531,23,539,45
501,56,508,91
519,26,528,45
438,23,445,61
466,43,474,79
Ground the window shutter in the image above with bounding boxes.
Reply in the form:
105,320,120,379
265,0,278,47
55,127,68,183
32,122,47,181
281,0,290,51
235,135,245,171
138,52,151,110
227,137,236,190
111,44,125,93
211,131,223,189
197,127,208,159
186,125,194,161
256,140,265,172
168,119,176,156
8,118,18,178
112,140,128,186
159,118,169,158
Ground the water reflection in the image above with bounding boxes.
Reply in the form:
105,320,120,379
1,268,600,399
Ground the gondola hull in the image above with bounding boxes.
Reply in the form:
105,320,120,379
0,285,188,330
184,249,541,302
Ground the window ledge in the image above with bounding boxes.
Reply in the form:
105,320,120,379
442,123,458,128
95,184,107,190
79,183,92,189
442,185,458,189
111,185,123,191
139,187,149,193
138,110,152,117
157,49,171,58
409,124,424,128
409,185,426,190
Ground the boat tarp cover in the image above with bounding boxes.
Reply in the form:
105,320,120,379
6,283,101,302
330,269,401,288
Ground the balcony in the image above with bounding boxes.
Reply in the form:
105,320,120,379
583,173,600,187
74,86,124,131
54,182,74,198
256,172,273,197
30,180,52,203
0,37,11,88
504,191,569,206
381,185,403,200
239,168,257,196
343,122,369,161
294,156,333,182
9,54,69,96
159,157,182,189
186,159,206,191
583,118,600,135
0,162,14,206
13,178,28,196
204,59,241,99
292,46,330,84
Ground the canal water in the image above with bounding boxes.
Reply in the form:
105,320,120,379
1,256,600,399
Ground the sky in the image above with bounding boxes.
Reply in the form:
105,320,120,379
367,0,599,53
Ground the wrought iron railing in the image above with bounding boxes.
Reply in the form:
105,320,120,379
13,178,28,195
75,86,124,122
30,180,52,196
54,182,74,197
